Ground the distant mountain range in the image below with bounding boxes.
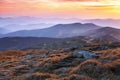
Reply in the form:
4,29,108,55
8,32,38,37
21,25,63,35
1,22,120,41
0,21,120,51
82,19,120,29
1,16,120,29
0,23,101,38
2,23,53,32
0,16,82,32
0,28,9,34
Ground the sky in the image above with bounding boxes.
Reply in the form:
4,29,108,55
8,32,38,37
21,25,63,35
0,0,120,19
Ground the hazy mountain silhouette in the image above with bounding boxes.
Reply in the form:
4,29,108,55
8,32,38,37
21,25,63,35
83,19,120,29
0,28,9,34
1,22,120,41
2,23,53,32
0,23,101,38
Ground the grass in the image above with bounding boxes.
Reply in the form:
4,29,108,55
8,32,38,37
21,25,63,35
1,47,120,80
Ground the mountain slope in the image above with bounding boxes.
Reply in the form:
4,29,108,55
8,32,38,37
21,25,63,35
0,28,9,34
82,19,120,29
0,23,101,38
84,27,120,41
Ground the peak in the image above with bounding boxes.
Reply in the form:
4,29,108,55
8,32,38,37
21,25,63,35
53,23,82,27
97,27,120,33
53,24,63,27
53,23,98,27
54,23,83,26
101,27,117,30
71,23,82,25
83,23,97,26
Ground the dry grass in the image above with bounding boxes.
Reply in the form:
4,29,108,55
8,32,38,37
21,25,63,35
1,48,120,80
71,59,102,78
25,72,58,80
95,48,120,60
0,50,26,60
64,74,94,80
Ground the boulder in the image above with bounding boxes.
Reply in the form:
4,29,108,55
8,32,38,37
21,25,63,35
72,51,100,59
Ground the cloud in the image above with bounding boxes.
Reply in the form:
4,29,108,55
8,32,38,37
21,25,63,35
0,0,6,3
0,0,57,3
0,0,100,3
1,0,120,6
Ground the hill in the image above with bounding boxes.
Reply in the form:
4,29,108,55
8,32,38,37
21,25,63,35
84,27,120,41
0,37,61,51
0,36,95,51
0,36,119,51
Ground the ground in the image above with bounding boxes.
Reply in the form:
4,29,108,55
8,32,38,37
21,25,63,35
0,44,120,80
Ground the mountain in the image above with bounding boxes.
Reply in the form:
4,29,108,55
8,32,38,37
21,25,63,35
2,23,53,32
84,27,120,41
0,17,54,32
1,22,120,41
0,28,9,34
0,23,101,38
82,19,120,29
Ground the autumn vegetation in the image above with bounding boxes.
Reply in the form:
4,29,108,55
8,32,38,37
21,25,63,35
0,43,120,80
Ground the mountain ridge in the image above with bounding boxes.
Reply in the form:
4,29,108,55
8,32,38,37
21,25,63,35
0,23,101,38
84,27,120,41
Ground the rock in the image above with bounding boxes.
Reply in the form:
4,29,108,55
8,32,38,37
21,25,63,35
72,51,100,59
64,47,79,52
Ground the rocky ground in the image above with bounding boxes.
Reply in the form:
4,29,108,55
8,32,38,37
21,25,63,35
0,46,120,80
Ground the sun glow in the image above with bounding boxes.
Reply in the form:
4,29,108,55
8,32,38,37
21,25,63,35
1,0,120,18
103,0,120,6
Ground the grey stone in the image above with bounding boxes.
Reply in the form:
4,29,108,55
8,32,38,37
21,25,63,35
73,51,100,59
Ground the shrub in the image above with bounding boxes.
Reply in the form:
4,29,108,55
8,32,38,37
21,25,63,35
72,59,102,78
25,72,58,80
103,59,120,75
96,48,120,60
64,74,94,80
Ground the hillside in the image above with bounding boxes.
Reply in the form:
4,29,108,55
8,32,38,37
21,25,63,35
0,36,96,51
0,36,120,52
84,27,120,41
0,43,120,80
0,37,62,51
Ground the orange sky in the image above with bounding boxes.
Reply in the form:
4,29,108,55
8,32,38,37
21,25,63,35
0,0,120,19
